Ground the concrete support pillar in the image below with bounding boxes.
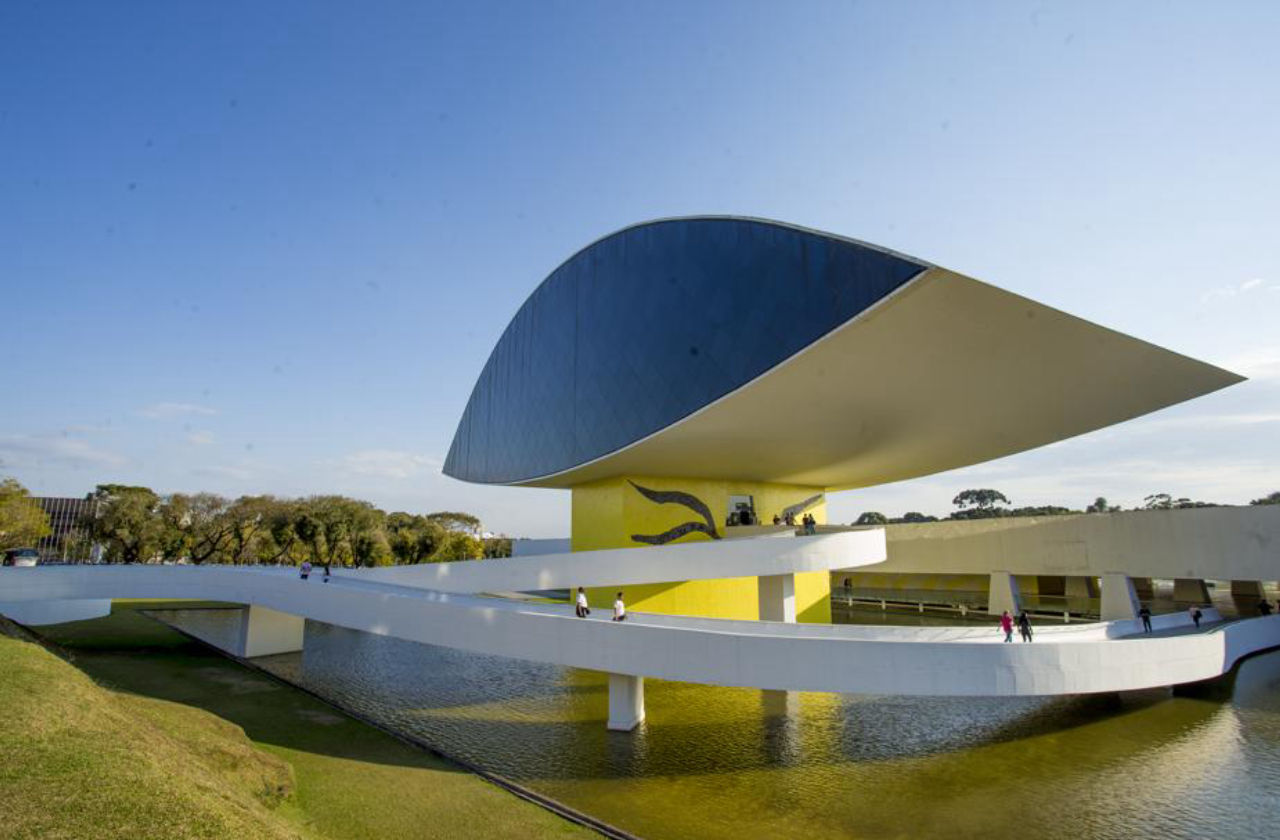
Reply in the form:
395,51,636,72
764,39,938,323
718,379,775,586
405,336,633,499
1101,572,1141,621
987,571,1021,616
1231,580,1265,597
760,689,798,718
1173,578,1211,604
607,673,645,731
237,606,305,658
1064,576,1098,599
758,573,796,623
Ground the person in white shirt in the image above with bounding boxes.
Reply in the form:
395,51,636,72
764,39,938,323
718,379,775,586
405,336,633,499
612,591,627,622
575,586,590,617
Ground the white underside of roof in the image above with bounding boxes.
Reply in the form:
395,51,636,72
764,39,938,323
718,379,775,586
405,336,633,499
515,267,1243,489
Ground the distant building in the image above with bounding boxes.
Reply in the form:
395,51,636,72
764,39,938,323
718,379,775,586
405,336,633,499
33,496,100,563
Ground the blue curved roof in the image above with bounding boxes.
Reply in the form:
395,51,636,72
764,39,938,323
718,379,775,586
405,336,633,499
444,217,928,485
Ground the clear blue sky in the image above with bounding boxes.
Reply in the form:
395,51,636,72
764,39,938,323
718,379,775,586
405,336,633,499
4,1,1279,536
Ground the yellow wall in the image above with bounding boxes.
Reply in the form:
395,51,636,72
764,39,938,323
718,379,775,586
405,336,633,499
572,475,831,622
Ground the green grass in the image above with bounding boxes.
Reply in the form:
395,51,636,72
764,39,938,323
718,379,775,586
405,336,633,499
2,603,593,840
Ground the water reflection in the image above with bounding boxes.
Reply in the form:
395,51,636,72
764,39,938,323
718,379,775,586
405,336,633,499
152,608,1280,840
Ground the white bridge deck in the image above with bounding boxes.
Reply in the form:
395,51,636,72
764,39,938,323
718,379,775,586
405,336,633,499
3,530,1278,729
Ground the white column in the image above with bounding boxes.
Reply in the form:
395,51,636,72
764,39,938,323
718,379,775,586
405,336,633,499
607,673,645,731
1173,578,1211,604
237,605,305,658
757,573,797,623
987,571,1021,615
1101,572,1141,621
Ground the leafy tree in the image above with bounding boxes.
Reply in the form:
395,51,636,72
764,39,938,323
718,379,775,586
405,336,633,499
1250,491,1280,506
87,484,164,563
351,528,393,567
952,489,1011,511
429,530,484,562
297,496,387,567
425,511,482,536
483,536,513,559
894,512,938,524
949,489,1012,520
0,477,52,551
1142,493,1219,511
157,494,193,561
260,499,307,565
162,493,237,564
1008,505,1076,517
854,511,888,525
223,495,277,564
1085,496,1117,513
386,512,446,564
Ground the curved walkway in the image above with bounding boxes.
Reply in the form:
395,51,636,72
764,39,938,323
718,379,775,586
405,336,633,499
2,530,1277,708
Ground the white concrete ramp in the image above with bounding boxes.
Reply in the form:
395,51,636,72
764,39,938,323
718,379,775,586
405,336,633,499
2,528,1278,731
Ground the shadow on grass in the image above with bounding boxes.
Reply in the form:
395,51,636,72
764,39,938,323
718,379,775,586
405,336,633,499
33,602,468,775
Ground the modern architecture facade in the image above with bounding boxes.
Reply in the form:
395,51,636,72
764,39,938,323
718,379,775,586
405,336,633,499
5,218,1274,733
444,216,1242,622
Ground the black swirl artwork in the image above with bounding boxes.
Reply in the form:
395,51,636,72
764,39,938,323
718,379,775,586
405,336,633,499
628,481,721,545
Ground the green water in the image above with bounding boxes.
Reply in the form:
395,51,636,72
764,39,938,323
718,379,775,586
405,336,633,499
157,609,1280,840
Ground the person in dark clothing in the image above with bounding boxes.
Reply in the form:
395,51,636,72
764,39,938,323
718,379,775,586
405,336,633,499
323,561,332,583
1139,604,1152,633
1017,611,1033,642
1259,600,1274,617
1191,607,1203,628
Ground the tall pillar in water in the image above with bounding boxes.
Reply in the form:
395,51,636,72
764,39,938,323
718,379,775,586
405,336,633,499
1100,572,1141,621
237,605,305,658
987,571,1021,615
1173,578,1211,604
607,673,645,731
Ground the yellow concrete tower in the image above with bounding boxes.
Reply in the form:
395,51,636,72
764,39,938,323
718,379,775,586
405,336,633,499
571,476,833,621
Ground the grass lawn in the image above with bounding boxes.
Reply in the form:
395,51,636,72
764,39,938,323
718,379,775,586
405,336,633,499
1,603,592,840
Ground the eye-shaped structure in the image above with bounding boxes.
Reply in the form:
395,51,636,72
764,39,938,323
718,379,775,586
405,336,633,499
444,216,1241,490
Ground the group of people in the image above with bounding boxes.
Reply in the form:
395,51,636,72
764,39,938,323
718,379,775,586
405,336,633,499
297,560,331,583
998,610,1035,642
771,511,818,534
575,587,627,621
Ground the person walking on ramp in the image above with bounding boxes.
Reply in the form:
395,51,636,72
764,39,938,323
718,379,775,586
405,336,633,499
1139,604,1152,632
575,587,590,617
1000,610,1014,642
1017,610,1033,642
612,592,627,622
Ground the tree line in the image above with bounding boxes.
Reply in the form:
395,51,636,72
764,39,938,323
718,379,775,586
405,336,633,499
0,477,511,565
853,488,1280,526
0,478,53,550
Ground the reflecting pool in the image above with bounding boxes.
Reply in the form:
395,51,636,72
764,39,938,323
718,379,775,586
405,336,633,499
153,608,1280,840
